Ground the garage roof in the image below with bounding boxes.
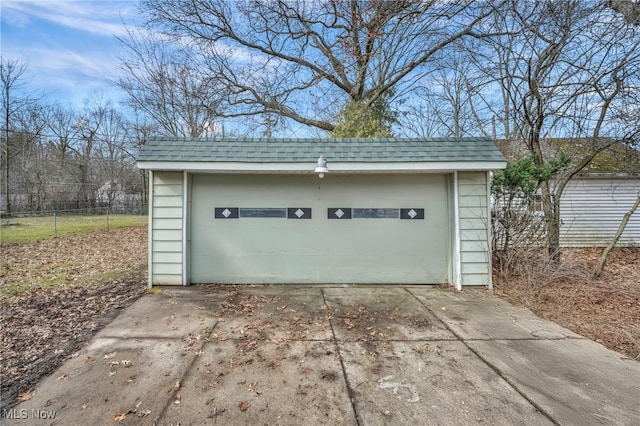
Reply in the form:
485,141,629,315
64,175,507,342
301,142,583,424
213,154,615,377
137,137,507,173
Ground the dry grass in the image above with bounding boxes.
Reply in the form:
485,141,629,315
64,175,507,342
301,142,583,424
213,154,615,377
494,247,640,360
0,226,148,410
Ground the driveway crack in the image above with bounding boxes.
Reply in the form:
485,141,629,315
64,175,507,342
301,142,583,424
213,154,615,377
154,320,219,423
321,288,361,426
405,288,560,426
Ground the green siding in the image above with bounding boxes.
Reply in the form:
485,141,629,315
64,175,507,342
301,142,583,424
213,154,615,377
152,218,183,229
458,172,492,287
153,207,183,218
152,274,183,285
153,252,183,263
152,240,182,252
151,171,183,285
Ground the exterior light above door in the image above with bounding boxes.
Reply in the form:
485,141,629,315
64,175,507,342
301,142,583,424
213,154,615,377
314,155,329,178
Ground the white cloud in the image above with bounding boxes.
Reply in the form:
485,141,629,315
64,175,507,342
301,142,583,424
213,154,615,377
2,44,127,105
2,0,138,37
1,1,139,104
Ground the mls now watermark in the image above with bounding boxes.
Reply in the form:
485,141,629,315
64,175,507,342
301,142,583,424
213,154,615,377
2,409,57,420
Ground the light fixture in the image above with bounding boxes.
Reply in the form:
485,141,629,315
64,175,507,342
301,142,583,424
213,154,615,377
314,155,329,178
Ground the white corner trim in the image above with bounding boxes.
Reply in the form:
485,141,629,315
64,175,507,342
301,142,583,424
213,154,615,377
453,171,462,290
182,171,188,286
147,170,154,289
486,170,493,290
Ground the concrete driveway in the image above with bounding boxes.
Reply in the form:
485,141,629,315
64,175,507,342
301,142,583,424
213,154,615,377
7,286,640,425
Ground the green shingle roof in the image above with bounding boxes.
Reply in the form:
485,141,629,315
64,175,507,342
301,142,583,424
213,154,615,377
137,137,506,163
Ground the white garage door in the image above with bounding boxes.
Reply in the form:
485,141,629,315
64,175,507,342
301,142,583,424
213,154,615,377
189,174,451,284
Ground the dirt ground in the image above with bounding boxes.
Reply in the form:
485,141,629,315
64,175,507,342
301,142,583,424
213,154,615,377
1,226,638,410
0,226,148,410
493,247,640,361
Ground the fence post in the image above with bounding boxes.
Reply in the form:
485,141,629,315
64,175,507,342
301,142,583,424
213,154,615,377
54,212,57,238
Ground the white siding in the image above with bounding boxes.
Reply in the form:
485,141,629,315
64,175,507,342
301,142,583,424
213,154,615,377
151,171,183,285
560,177,640,247
458,172,492,287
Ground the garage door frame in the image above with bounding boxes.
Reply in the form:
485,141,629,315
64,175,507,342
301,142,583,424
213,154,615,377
188,173,452,285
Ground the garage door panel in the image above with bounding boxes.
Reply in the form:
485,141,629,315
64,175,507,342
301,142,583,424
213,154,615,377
190,174,449,284
191,254,321,284
209,231,318,257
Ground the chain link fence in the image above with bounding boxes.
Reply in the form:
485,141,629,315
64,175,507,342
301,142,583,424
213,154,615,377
0,205,148,244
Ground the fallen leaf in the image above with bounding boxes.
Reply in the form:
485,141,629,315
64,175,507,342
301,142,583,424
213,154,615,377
17,391,34,401
174,379,181,391
137,409,151,417
57,373,68,381
114,411,126,422
238,401,250,411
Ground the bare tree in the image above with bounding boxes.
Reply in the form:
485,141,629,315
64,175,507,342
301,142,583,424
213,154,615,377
608,0,640,25
472,0,640,262
116,27,224,137
0,57,149,213
126,111,157,204
402,42,492,138
135,0,503,133
66,93,112,209
1,57,35,214
12,103,50,211
594,194,640,278
45,103,82,168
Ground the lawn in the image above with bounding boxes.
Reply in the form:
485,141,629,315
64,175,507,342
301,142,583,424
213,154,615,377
0,214,148,245
0,225,148,409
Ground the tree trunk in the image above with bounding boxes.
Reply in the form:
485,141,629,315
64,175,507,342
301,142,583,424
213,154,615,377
3,100,10,215
593,195,640,279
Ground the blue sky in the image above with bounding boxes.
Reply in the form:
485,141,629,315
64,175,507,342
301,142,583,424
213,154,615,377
1,0,139,107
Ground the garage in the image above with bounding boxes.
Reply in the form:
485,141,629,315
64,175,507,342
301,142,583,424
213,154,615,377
136,137,506,288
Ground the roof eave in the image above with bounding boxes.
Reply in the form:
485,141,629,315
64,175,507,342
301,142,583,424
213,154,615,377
136,160,507,173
